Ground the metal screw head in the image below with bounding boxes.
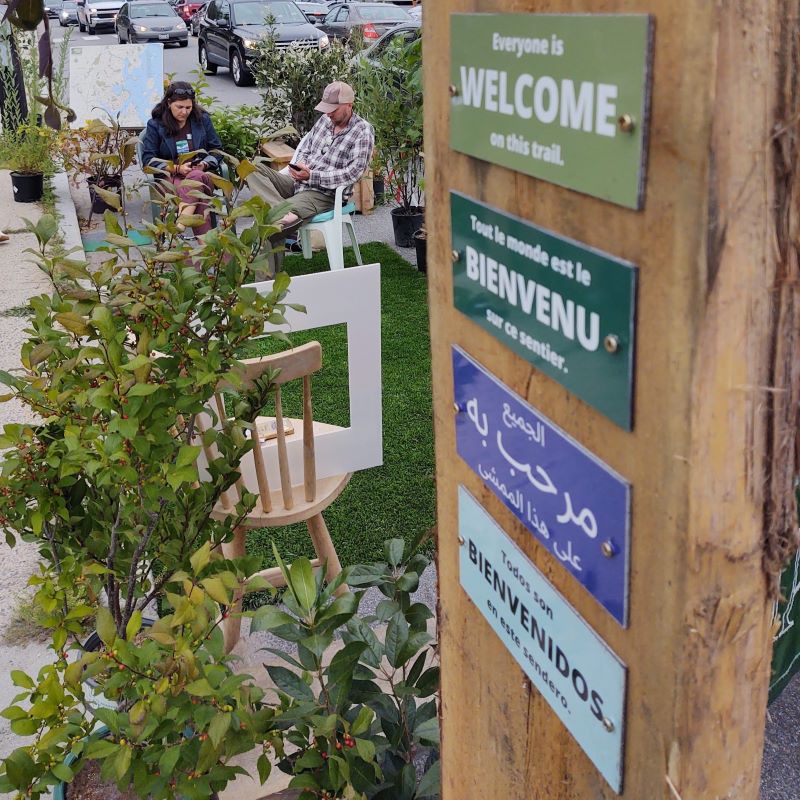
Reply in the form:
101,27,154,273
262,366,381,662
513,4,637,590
448,84,460,97
602,717,615,733
457,536,465,546
453,402,462,413
618,113,635,133
451,249,461,263
603,334,620,354
601,540,615,558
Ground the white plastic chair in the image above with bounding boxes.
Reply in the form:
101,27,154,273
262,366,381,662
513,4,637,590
299,185,363,271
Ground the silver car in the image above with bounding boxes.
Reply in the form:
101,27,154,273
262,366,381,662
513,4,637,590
58,0,80,24
116,0,189,45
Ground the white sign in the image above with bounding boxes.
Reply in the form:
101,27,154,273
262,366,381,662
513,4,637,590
459,486,626,793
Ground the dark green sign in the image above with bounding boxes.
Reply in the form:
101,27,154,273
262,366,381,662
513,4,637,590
450,14,653,209
451,192,637,429
770,551,800,703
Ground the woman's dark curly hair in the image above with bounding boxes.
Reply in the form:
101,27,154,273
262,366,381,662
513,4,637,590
151,82,206,135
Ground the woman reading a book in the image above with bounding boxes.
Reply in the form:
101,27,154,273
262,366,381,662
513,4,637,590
141,81,223,235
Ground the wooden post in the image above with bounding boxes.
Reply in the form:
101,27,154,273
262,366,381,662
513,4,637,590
425,2,800,798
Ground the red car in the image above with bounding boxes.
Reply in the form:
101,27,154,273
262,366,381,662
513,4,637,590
173,0,204,21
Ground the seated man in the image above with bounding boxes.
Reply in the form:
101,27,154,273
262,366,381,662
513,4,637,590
247,81,375,238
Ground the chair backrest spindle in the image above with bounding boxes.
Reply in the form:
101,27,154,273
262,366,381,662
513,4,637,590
303,375,316,503
273,386,294,510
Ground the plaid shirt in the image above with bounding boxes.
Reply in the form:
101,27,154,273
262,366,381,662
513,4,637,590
294,112,374,198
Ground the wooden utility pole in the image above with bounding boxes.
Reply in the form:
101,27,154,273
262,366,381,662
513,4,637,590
425,2,800,798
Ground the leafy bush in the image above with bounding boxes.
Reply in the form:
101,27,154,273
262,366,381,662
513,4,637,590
252,535,440,799
252,34,360,136
357,37,423,211
0,121,58,174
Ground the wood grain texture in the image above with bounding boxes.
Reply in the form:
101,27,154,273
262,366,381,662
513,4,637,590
426,1,792,797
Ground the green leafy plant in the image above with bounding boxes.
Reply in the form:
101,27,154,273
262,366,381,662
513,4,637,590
0,177,296,797
0,120,58,175
58,114,138,184
253,33,359,136
1,548,283,800
252,534,440,799
357,37,423,213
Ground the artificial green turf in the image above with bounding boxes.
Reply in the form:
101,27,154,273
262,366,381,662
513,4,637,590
242,242,435,572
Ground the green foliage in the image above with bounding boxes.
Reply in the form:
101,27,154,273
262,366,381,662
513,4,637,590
357,37,423,211
252,33,360,136
58,114,138,183
0,550,284,800
0,171,295,797
251,535,440,799
0,121,58,175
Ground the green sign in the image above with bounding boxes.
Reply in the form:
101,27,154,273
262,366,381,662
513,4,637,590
450,13,654,209
770,550,800,703
451,192,637,429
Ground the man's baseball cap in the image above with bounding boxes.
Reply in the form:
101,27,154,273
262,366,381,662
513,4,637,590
315,81,355,113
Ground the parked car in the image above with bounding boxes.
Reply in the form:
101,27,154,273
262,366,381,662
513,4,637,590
76,0,125,33
190,0,209,34
317,2,411,43
198,0,329,87
116,0,189,44
295,0,326,23
173,0,204,20
355,19,419,67
58,0,80,24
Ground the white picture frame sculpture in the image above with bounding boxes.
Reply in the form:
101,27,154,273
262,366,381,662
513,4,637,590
231,263,383,490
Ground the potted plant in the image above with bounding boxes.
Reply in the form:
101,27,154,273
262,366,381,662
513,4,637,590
251,534,440,799
413,222,427,275
0,183,295,798
358,36,424,247
59,113,138,215
0,120,58,202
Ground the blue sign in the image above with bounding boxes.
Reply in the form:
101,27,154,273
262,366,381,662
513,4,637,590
459,486,627,793
453,346,630,625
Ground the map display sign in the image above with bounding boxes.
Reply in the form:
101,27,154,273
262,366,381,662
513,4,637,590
70,45,164,129
450,13,654,208
451,192,638,429
459,486,627,793
453,346,630,626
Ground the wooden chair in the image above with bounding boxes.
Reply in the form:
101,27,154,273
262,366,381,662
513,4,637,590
195,341,351,651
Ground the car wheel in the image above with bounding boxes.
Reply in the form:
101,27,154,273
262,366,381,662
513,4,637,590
199,43,217,74
230,49,252,87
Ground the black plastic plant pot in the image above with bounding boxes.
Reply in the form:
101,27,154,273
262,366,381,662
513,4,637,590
413,230,427,274
390,205,424,248
372,176,385,200
87,175,123,214
11,171,44,203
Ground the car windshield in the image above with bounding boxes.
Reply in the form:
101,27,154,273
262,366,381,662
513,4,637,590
234,0,306,24
130,3,176,15
358,5,409,21
62,1,76,6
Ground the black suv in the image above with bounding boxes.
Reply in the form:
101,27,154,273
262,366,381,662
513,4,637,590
198,0,328,86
